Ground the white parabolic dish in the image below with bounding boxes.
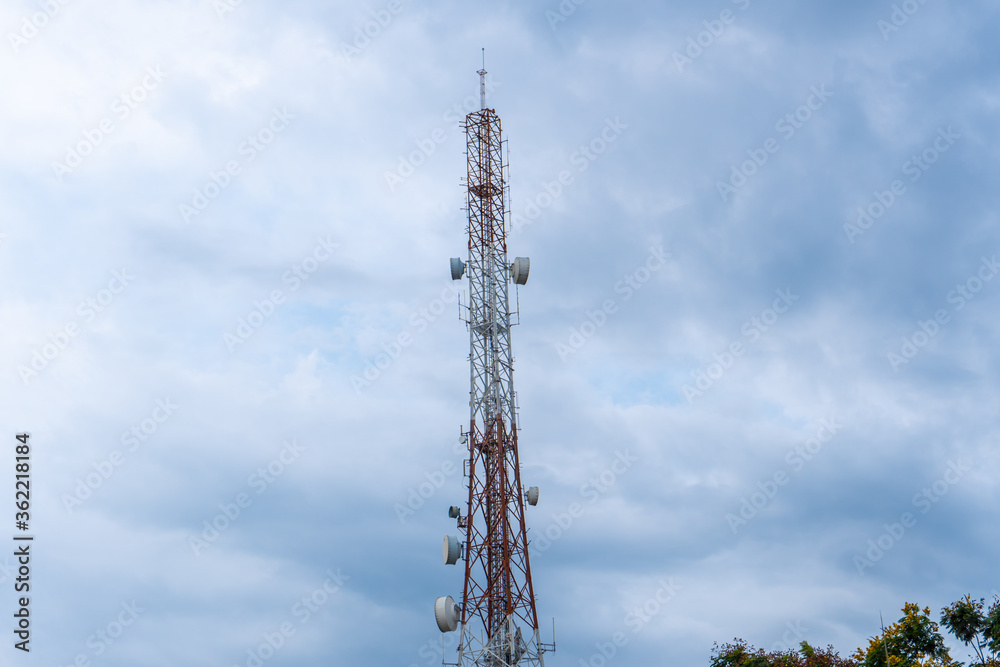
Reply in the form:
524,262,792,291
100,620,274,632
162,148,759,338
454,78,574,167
434,595,460,632
511,256,530,285
443,535,461,564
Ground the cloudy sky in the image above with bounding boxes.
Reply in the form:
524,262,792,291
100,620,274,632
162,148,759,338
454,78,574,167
2,0,998,665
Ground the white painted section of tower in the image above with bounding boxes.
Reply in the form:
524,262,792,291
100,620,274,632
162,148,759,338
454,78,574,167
478,68,487,109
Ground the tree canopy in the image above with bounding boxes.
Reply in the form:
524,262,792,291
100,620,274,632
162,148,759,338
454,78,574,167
852,603,954,667
710,639,855,666
940,595,1000,667
710,596,1000,667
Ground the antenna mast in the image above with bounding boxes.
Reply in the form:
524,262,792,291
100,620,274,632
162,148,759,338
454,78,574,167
435,58,552,667
478,48,487,110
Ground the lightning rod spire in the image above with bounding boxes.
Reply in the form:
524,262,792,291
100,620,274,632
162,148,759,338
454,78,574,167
478,48,487,109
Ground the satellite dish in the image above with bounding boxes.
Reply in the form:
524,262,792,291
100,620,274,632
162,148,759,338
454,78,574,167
448,506,461,519
526,486,539,506
434,596,460,633
511,257,530,285
443,535,462,564
450,258,466,280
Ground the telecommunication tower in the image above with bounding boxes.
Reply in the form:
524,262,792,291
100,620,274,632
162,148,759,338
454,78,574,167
434,60,554,667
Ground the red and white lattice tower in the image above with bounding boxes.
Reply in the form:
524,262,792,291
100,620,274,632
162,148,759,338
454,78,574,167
434,63,554,667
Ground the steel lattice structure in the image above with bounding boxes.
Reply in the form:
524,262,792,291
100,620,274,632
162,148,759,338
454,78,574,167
438,67,550,667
